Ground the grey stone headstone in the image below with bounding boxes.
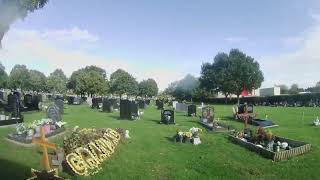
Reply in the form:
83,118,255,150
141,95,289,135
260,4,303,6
47,104,61,122
54,99,64,114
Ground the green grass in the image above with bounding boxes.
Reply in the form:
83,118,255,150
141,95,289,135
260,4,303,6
0,104,319,179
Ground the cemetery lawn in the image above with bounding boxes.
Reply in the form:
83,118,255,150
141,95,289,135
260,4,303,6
0,104,319,180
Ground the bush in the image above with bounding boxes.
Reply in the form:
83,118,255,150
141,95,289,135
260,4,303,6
193,93,320,106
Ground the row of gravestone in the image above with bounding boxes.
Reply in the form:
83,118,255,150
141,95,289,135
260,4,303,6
92,97,150,112
156,100,197,117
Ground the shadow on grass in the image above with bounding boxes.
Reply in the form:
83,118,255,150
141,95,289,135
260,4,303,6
109,115,122,120
165,136,174,142
0,158,31,179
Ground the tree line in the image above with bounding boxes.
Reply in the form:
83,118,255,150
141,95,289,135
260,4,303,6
163,49,320,103
0,63,158,98
163,49,264,104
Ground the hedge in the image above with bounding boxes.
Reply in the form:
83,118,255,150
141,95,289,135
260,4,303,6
193,93,320,106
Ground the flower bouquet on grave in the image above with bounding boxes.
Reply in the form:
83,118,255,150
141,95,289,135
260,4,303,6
183,132,192,143
266,130,274,151
26,122,36,137
16,123,27,135
174,130,184,143
189,127,202,138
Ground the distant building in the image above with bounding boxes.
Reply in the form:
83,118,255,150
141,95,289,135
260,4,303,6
259,87,281,96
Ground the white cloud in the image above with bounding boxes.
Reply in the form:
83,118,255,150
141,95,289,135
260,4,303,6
260,20,320,88
281,36,304,47
0,27,183,90
224,37,247,43
41,26,99,43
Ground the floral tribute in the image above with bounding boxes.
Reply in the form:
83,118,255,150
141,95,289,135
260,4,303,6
63,127,122,176
174,127,202,144
233,127,292,152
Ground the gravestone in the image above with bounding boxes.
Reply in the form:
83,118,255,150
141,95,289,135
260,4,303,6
176,103,188,112
67,96,75,105
91,97,99,109
112,99,120,109
47,104,62,122
145,99,151,105
86,97,92,107
172,101,178,109
7,94,20,117
120,100,139,120
32,95,41,109
187,105,197,116
102,98,113,113
160,110,175,124
201,107,214,123
24,94,33,109
156,100,164,110
138,100,146,109
54,99,64,114
73,96,82,105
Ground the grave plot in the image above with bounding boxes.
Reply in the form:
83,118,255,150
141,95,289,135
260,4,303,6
120,100,140,120
91,97,102,109
67,96,82,105
62,127,126,176
175,103,197,117
199,107,233,132
23,93,41,111
7,104,66,144
160,109,175,124
233,104,278,128
173,127,202,145
229,127,311,161
0,93,24,126
102,98,114,113
138,100,147,109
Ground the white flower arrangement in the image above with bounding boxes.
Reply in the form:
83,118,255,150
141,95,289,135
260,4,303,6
314,117,320,126
189,127,202,134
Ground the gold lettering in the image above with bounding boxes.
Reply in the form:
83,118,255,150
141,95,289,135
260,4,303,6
88,142,108,162
66,153,88,176
75,147,99,171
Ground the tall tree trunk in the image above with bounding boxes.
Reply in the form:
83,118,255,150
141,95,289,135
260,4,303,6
237,94,240,105
224,94,228,104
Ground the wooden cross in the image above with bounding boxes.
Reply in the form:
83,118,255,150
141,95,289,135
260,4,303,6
32,127,57,171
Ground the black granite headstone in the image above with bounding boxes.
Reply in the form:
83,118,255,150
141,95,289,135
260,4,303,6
161,109,175,124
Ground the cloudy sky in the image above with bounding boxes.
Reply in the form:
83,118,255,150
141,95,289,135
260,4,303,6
1,0,320,90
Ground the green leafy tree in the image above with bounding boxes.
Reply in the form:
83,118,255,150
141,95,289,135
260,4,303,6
9,64,30,90
29,69,46,92
138,79,158,98
0,0,49,48
0,62,8,88
47,69,67,94
164,74,199,101
68,66,108,96
109,69,138,98
200,53,236,103
228,49,264,104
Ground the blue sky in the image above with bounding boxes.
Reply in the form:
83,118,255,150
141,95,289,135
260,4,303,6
1,0,320,90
